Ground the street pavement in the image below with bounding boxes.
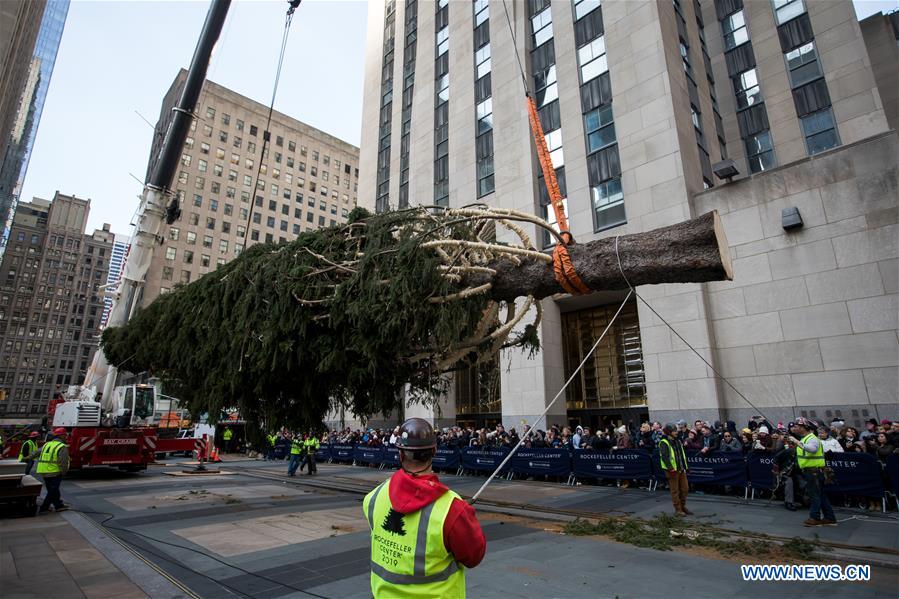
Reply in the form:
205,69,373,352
3,457,896,598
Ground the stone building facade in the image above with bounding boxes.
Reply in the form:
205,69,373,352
356,0,897,431
140,71,361,308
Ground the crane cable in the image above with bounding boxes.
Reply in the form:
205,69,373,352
242,1,301,238
502,0,590,296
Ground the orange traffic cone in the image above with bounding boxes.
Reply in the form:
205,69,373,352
209,446,221,463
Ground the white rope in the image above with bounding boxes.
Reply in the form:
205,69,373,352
469,289,633,504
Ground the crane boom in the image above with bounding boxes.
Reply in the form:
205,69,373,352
84,0,231,404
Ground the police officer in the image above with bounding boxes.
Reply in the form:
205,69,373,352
34,427,70,513
659,423,692,516
788,417,836,527
287,433,303,476
19,431,41,476
363,418,485,597
301,432,319,475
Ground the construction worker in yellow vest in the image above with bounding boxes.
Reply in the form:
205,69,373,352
33,427,70,513
788,417,837,527
18,431,41,476
222,426,234,453
363,418,485,598
301,432,320,475
659,423,692,517
287,434,303,477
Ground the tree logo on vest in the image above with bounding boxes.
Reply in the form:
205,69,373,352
381,508,407,536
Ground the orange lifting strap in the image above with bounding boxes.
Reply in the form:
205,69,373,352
525,96,591,296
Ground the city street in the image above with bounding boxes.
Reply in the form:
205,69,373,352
3,458,897,598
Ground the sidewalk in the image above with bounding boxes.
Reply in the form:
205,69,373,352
233,458,899,555
0,511,189,599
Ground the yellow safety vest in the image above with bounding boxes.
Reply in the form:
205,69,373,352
36,440,67,475
290,439,303,455
223,429,233,441
303,438,320,451
659,437,688,471
795,433,825,470
363,478,465,599
19,439,36,462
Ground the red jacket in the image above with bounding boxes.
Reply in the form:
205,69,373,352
386,468,486,568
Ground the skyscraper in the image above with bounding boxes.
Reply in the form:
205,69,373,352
0,0,70,259
358,0,897,430
102,233,130,328
0,192,112,421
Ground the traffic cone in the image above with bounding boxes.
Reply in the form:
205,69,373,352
209,446,221,462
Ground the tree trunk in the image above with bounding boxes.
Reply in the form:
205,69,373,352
471,211,733,302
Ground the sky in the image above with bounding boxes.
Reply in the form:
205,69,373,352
20,0,368,238
19,0,896,238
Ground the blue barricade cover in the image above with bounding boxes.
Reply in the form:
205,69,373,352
509,447,571,477
573,449,652,480
824,453,884,498
354,446,384,464
331,444,355,462
887,454,899,497
461,447,510,473
382,447,400,467
686,451,747,487
314,445,330,461
745,451,777,490
432,447,462,470
273,445,287,460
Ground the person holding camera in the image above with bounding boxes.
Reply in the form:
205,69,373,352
788,418,836,527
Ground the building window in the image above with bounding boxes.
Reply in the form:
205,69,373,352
562,300,645,410
206,107,215,119
801,108,839,155
785,41,821,89
236,119,244,131
745,130,776,173
186,231,196,245
772,0,805,25
573,0,600,20
201,254,210,268
732,68,762,109
183,250,194,265
165,247,176,261
722,10,748,50
168,227,180,241
592,178,625,231
219,240,228,253
203,236,213,248
531,6,553,47
577,36,607,83
584,105,616,153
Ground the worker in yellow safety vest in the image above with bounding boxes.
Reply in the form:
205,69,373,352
659,423,692,517
301,432,320,475
222,426,234,453
788,417,837,527
18,431,41,476
363,418,485,598
287,434,303,477
33,427,70,513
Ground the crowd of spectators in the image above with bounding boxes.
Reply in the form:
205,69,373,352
317,417,899,466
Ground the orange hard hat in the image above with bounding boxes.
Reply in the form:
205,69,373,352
52,427,67,436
